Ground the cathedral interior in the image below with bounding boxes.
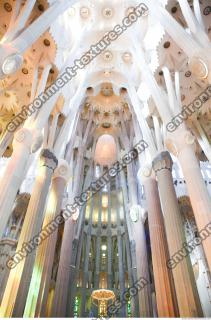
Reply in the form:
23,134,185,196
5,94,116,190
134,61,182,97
0,0,211,318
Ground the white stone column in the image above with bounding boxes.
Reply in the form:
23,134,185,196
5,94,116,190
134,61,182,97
118,132,152,316
51,147,84,317
0,128,42,239
166,130,211,272
139,168,177,317
23,160,70,317
152,151,203,317
0,149,58,317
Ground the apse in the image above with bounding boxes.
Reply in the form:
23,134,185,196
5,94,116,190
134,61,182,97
94,134,117,166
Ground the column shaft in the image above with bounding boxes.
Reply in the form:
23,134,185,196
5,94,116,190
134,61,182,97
144,177,177,316
178,144,211,271
0,149,57,317
153,151,203,317
24,164,68,317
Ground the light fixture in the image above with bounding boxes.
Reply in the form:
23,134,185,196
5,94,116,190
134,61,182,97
101,244,107,251
2,54,23,75
102,253,106,257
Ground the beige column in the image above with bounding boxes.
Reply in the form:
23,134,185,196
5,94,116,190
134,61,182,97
0,149,58,317
152,151,202,317
166,130,211,271
141,171,177,317
23,160,71,317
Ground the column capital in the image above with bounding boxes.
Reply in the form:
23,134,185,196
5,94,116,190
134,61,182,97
53,159,71,183
13,128,43,153
39,149,58,171
152,151,173,173
166,130,196,157
13,128,34,148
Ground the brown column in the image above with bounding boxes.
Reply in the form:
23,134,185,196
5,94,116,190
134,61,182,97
152,151,203,317
143,175,177,316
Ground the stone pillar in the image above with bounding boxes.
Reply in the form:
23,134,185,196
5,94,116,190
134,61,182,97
23,160,70,317
0,128,40,239
166,130,211,272
80,192,95,317
130,208,152,317
127,163,152,317
0,149,57,317
107,185,112,289
152,151,203,317
94,192,102,289
115,187,126,317
50,214,77,317
0,193,30,302
141,171,177,317
51,148,84,317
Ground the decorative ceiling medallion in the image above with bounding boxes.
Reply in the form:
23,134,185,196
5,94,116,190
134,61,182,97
0,90,19,113
188,57,208,79
103,51,113,62
80,7,90,18
122,52,132,63
2,54,23,75
4,2,12,12
126,7,135,16
102,7,113,19
203,6,211,16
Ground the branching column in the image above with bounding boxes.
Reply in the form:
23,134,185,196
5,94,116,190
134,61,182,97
152,151,202,317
